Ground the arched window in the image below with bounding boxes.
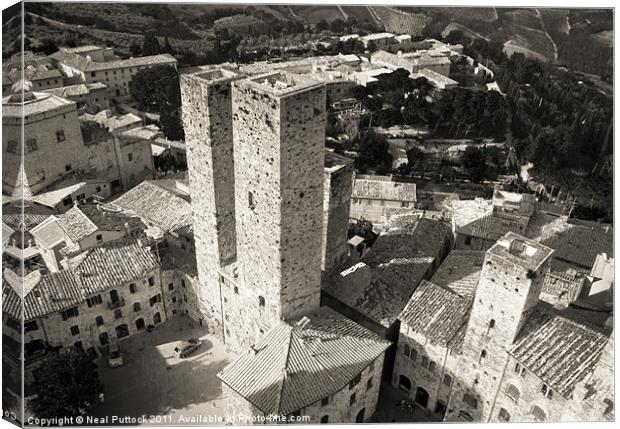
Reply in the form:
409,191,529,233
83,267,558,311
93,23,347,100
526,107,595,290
428,360,436,373
489,319,495,329
403,344,411,357
410,348,417,361
530,405,546,422
258,296,265,308
498,408,510,422
398,375,412,392
56,130,66,142
462,393,478,409
479,349,487,364
506,384,520,403
421,356,429,368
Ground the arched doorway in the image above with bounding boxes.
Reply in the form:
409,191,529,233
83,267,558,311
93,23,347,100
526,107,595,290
415,387,429,409
398,375,412,393
115,324,129,338
135,318,145,330
99,332,109,346
355,408,365,423
435,400,447,416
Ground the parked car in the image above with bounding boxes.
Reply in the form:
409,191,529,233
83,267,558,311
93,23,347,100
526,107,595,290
108,340,123,368
175,338,202,358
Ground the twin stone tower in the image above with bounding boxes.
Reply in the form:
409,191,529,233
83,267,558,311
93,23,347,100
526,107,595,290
180,68,333,352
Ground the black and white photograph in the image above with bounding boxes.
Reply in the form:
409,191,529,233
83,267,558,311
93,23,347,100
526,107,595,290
0,0,615,426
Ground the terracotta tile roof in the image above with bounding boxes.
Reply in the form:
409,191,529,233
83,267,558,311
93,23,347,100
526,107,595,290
218,306,390,415
352,175,416,202
509,310,609,398
57,206,98,242
71,241,159,296
541,224,613,269
325,215,451,327
2,91,74,117
2,283,21,320
398,280,470,347
429,250,485,301
2,213,49,231
106,180,193,236
86,54,177,72
6,241,159,320
30,182,89,208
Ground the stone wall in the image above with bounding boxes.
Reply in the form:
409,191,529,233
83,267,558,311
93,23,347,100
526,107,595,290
180,70,240,342
226,75,325,350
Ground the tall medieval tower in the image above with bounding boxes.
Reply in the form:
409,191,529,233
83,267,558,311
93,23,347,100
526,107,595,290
446,232,553,422
182,69,327,352
224,72,326,350
180,68,241,335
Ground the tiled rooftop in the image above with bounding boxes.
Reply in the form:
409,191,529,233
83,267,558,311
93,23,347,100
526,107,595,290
57,205,98,242
105,180,193,237
218,306,390,415
541,223,613,269
325,215,451,327
429,250,485,301
2,91,74,117
510,308,610,398
398,280,470,347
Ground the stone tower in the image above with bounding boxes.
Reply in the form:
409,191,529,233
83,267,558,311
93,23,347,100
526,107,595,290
222,72,326,350
446,232,553,422
180,68,242,335
322,151,354,274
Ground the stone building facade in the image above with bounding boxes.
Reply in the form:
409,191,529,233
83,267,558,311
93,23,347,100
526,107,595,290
2,90,90,195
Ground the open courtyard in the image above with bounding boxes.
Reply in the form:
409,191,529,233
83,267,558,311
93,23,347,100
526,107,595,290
88,316,236,425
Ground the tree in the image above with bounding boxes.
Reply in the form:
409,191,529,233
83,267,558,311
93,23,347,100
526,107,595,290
142,32,161,56
355,131,393,174
28,351,103,419
406,144,425,169
330,18,346,33
129,65,184,140
461,146,488,183
316,19,329,32
129,41,142,57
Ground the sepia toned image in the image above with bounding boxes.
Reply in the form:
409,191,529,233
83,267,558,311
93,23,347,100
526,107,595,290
1,1,614,426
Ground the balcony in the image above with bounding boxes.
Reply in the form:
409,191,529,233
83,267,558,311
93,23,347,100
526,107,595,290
108,297,126,310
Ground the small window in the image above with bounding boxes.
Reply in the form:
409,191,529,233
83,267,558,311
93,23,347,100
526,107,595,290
172,296,177,303
366,378,373,391
465,235,472,246
61,307,79,320
95,234,103,243
400,201,409,208
91,72,96,77
24,320,39,331
148,277,155,286
95,316,104,326
428,360,436,373
321,397,329,407
56,130,66,142
479,350,487,364
129,283,137,293
114,309,122,319
443,374,452,386
248,191,255,209
65,164,72,172
168,283,174,291
349,373,361,389
26,138,38,152
181,279,186,288
70,325,80,336
421,356,429,368
6,140,17,154
463,393,478,409
86,294,102,307
234,286,239,294
349,393,356,405
403,344,411,357
531,405,546,422
320,416,329,424
489,319,495,329
498,408,510,422
128,153,133,161
258,296,265,308
133,302,141,312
